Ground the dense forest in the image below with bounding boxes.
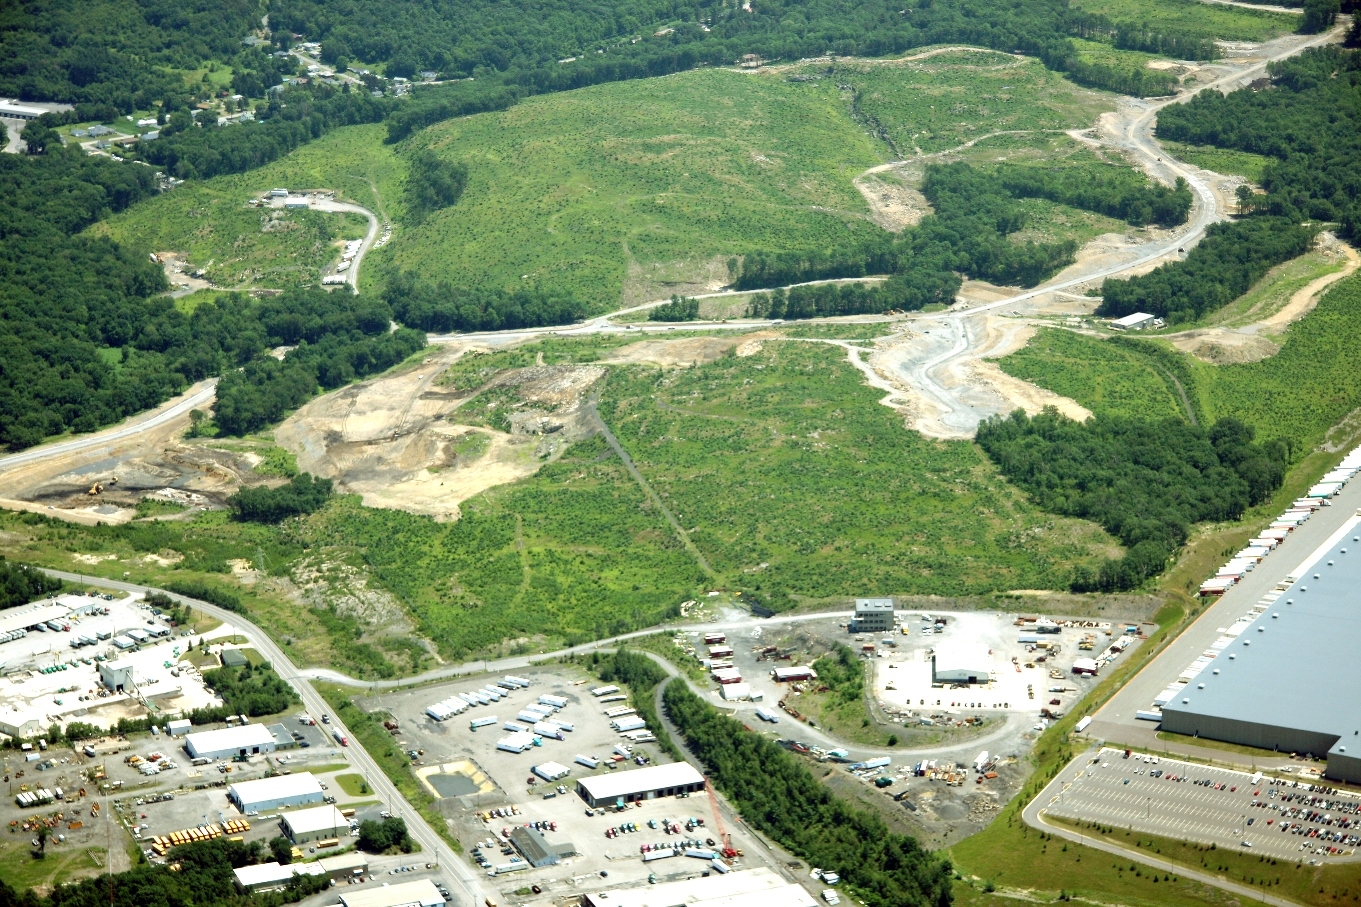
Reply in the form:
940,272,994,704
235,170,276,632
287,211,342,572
663,681,953,907
0,0,258,107
651,295,701,322
734,161,1189,312
1157,46,1361,230
0,559,61,610
1098,218,1316,322
977,410,1288,591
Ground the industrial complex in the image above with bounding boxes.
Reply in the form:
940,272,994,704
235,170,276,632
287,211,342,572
228,773,326,813
1161,512,1361,782
575,761,707,808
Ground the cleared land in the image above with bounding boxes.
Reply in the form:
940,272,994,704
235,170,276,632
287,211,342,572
378,53,1125,309
1070,0,1298,41
997,272,1361,453
94,124,407,289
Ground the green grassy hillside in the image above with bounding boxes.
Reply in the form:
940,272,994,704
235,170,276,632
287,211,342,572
996,273,1361,452
93,124,407,289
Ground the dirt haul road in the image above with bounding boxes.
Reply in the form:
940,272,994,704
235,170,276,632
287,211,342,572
864,26,1343,439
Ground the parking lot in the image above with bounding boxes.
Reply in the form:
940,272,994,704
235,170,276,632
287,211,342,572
361,667,783,903
1035,748,1361,863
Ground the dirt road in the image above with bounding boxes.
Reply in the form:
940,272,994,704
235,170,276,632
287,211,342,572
865,26,1344,438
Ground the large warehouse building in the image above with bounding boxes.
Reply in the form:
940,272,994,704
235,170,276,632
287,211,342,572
1161,522,1361,783
185,724,277,760
280,804,349,843
228,773,325,813
576,762,705,808
584,868,817,907
931,641,992,685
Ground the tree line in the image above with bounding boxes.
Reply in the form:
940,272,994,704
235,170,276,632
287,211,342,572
228,474,335,523
382,271,588,333
732,160,1189,312
651,296,701,322
0,560,61,611
663,680,953,907
745,272,961,320
1098,218,1316,322
976,410,1288,591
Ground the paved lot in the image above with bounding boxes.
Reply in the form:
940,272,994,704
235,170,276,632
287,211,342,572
362,666,785,904
1034,747,1361,863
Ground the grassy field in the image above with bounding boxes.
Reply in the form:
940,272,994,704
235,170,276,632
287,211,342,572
1070,0,1297,41
334,772,371,796
1050,818,1361,906
1190,275,1361,449
997,327,1188,420
1069,38,1172,78
92,124,407,292
998,272,1361,452
818,51,1114,156
596,338,1120,605
0,837,115,896
1160,140,1274,184
389,68,884,310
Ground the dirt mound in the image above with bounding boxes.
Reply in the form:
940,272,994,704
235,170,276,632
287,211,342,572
1170,329,1281,364
275,347,605,520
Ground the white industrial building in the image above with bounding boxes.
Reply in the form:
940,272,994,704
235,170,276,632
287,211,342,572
338,879,444,907
583,868,817,907
1110,312,1156,330
280,804,349,843
185,723,277,760
0,100,47,121
852,598,895,632
234,852,368,892
576,761,705,808
228,773,324,813
930,641,992,685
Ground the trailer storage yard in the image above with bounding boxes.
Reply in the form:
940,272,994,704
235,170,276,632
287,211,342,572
356,667,796,904
0,591,223,739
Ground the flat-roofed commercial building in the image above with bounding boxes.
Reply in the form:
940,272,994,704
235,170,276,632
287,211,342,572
576,761,705,808
1161,518,1361,783
583,868,817,907
338,879,443,907
228,773,324,813
279,804,348,843
185,723,276,760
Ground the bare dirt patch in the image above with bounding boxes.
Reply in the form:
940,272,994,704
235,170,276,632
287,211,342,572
600,336,742,368
274,346,605,520
619,254,732,308
1166,236,1358,364
854,170,931,232
0,382,267,525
